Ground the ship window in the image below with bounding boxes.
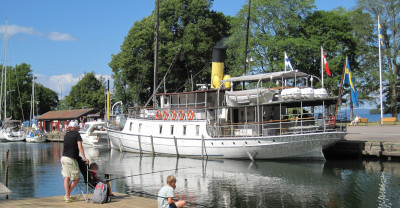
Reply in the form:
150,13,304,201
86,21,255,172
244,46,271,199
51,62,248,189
171,125,174,135
183,125,186,136
196,125,200,136
159,125,163,134
129,122,133,131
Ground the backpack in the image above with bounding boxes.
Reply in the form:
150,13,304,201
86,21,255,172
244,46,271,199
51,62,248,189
92,182,109,204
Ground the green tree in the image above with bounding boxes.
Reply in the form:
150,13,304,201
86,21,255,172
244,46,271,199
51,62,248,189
109,0,230,106
35,83,59,114
226,1,359,96
296,9,362,109
225,0,315,76
0,63,58,121
347,9,379,105
356,0,400,117
64,72,106,111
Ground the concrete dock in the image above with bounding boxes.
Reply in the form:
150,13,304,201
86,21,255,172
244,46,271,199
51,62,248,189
324,124,400,159
0,192,158,207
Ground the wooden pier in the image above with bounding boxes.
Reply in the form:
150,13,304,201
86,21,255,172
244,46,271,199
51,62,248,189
0,192,157,207
46,132,65,142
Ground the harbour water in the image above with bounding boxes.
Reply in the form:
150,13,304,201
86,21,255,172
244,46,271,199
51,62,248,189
340,108,400,122
1,142,400,207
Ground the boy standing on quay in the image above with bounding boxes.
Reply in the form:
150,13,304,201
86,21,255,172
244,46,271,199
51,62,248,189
61,121,89,202
158,175,187,208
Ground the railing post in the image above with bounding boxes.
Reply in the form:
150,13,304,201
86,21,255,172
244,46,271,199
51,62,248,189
150,135,155,156
201,135,204,159
5,149,9,187
174,136,179,157
138,135,142,155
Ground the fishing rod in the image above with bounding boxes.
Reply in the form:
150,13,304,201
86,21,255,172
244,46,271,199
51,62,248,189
93,165,202,182
130,190,211,208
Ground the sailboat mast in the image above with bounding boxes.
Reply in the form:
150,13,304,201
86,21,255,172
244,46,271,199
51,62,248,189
153,0,160,108
3,19,7,120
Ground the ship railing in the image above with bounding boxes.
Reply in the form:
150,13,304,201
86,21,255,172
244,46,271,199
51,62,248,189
127,106,209,120
206,116,346,137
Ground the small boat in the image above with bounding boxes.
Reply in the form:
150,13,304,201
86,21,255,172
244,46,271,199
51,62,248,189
79,121,109,147
2,120,26,142
25,127,47,143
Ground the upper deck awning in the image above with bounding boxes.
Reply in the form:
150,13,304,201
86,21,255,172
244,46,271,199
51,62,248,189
221,71,309,83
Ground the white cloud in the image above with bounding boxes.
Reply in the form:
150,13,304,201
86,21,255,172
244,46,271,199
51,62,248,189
0,25,40,36
48,32,75,41
35,73,113,99
0,24,75,42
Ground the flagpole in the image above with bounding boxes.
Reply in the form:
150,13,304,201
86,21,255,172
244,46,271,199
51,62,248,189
334,56,347,126
284,51,287,72
321,46,324,88
378,16,383,123
284,51,287,87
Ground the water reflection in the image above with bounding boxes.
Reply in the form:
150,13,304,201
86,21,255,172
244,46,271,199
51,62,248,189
1,143,400,208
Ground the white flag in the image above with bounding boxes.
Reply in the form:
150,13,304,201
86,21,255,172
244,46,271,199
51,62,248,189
284,52,294,71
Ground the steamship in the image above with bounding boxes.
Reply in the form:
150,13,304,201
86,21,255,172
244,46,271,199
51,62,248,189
107,44,347,160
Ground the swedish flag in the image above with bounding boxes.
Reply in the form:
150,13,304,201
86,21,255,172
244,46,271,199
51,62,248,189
379,19,384,47
344,57,359,107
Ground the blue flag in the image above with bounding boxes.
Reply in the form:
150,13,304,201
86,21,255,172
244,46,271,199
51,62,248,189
379,19,384,48
344,57,359,107
284,52,294,71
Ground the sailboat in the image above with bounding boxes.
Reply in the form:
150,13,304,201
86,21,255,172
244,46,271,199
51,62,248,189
0,19,26,142
26,72,46,143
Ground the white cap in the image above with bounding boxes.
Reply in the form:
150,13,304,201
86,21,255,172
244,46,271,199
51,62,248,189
68,121,79,128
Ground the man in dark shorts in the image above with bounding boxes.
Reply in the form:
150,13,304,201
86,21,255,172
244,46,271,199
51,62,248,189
61,121,89,203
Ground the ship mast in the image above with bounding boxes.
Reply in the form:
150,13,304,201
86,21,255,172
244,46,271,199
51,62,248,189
243,0,251,89
153,0,160,108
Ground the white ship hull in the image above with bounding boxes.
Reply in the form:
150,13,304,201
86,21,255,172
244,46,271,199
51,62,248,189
108,119,345,160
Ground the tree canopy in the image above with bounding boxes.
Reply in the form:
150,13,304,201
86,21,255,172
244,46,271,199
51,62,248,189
0,63,59,121
108,0,398,116
357,0,400,117
225,0,382,116
64,72,106,111
109,0,231,106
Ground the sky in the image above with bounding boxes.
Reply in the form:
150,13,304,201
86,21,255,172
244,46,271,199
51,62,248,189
0,0,356,99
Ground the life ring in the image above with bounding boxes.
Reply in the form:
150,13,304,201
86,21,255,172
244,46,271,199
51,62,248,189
187,110,195,120
163,110,169,120
179,110,186,120
170,110,177,120
156,110,162,120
